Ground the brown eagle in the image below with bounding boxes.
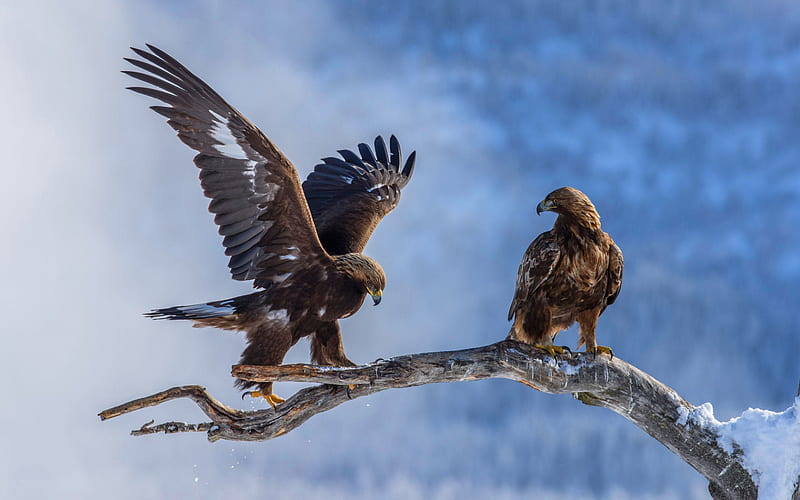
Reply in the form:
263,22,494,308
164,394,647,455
124,45,416,406
507,187,623,357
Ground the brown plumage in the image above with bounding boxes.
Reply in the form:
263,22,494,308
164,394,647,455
507,187,623,356
125,45,415,405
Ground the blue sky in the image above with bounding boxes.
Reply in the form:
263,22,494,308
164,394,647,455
3,1,799,498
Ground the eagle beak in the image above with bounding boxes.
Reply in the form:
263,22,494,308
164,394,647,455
368,288,382,306
536,199,554,215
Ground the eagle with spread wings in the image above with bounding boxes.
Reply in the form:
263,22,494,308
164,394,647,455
507,187,623,357
124,45,416,406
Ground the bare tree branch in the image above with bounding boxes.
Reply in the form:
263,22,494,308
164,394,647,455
100,340,767,499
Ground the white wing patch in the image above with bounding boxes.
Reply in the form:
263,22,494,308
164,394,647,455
264,182,280,200
265,308,290,325
280,245,300,261
209,110,249,160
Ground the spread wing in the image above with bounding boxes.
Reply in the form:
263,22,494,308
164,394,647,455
508,230,561,320
604,237,624,309
302,135,416,255
124,44,330,288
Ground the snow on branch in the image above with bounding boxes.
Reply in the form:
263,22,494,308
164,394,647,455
100,340,800,499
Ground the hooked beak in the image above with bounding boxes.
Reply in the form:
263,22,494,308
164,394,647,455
536,199,555,216
367,288,382,306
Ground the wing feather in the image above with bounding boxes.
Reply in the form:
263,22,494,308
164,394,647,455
302,135,416,255
125,45,331,287
358,143,377,165
604,237,624,309
508,231,561,320
212,207,259,227
222,225,264,248
374,136,390,166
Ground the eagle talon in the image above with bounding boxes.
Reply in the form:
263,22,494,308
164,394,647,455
507,187,623,380
125,47,416,433
533,344,570,357
589,345,614,360
242,390,285,408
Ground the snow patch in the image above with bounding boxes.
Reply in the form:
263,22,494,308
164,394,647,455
561,364,580,376
675,398,800,497
559,358,586,376
695,402,720,427
717,398,800,498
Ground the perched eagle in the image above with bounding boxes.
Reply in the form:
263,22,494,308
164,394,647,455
507,187,623,357
124,45,416,406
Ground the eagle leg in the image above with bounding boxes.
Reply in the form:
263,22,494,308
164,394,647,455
242,390,285,408
588,345,614,360
533,344,571,357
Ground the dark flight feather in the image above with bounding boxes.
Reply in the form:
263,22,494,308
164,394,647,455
125,45,330,288
303,135,416,255
126,45,416,401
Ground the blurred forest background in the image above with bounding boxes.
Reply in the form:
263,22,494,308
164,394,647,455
2,1,799,498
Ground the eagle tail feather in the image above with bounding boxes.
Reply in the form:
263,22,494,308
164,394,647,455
144,293,259,324
144,301,235,321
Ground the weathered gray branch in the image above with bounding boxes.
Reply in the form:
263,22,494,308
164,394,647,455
100,340,772,499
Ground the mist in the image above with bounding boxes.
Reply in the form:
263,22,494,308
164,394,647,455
2,1,799,498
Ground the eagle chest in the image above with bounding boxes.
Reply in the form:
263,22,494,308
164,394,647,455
551,237,609,307
327,277,368,319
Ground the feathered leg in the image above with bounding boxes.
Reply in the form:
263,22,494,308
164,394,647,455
310,321,356,367
236,326,294,407
577,308,613,358
509,307,570,357
310,321,357,395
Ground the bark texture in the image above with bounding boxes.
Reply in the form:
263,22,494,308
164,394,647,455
100,340,786,499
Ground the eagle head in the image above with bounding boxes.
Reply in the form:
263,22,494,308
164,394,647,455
334,253,386,306
536,186,601,229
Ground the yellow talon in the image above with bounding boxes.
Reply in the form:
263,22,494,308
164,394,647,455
245,390,285,408
266,393,285,407
589,345,614,359
533,344,570,357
